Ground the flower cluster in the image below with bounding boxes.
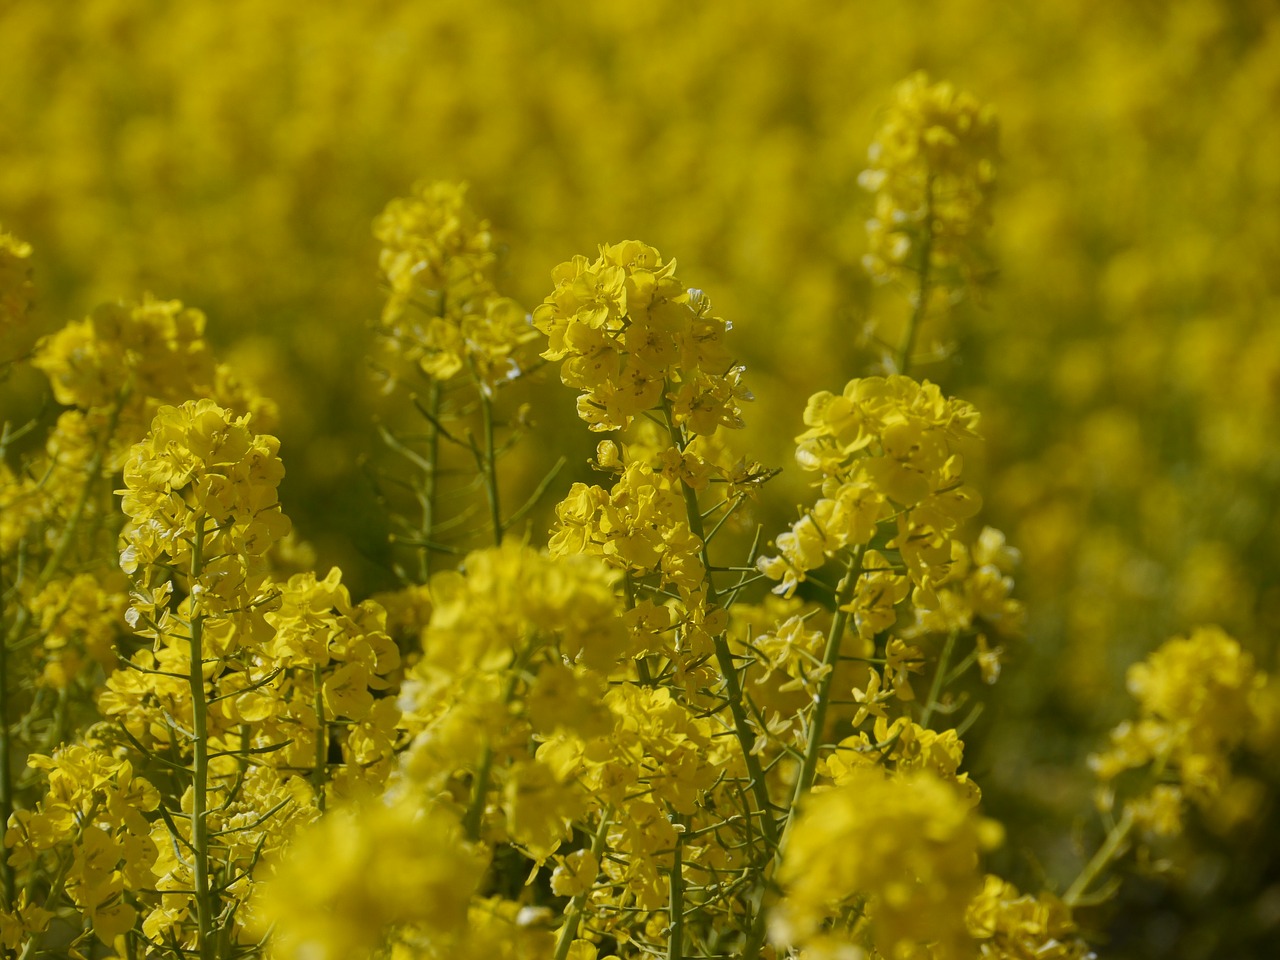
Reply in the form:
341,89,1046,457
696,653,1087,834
534,241,749,433
398,542,629,856
775,766,1002,960
27,573,126,688
859,71,999,289
249,799,485,960
117,399,289,628
374,180,537,391
4,741,160,947
33,294,275,437
760,375,983,600
966,875,1093,960
1090,626,1272,836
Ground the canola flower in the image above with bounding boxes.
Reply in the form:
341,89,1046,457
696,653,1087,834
774,766,1002,960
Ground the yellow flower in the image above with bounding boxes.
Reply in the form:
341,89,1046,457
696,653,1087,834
966,875,1092,959
550,848,600,898
251,799,485,960
776,767,1000,960
860,72,998,290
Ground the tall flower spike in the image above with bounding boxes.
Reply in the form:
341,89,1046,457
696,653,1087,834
373,180,536,391
859,72,998,291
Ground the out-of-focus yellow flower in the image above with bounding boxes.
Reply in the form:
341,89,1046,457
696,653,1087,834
966,874,1092,959
860,71,998,291
251,799,485,960
775,766,1001,960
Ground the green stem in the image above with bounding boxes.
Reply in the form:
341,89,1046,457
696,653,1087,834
896,175,934,377
667,811,686,960
479,387,503,546
788,549,863,809
919,630,957,729
553,809,612,960
739,550,863,960
462,666,522,842
311,663,327,814
418,379,442,583
1063,808,1134,907
188,514,215,960
660,399,778,848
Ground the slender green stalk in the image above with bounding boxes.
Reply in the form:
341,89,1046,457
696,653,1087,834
667,812,686,960
311,663,327,814
740,552,863,960
660,400,778,847
788,548,863,809
462,665,521,842
0,590,13,908
187,514,215,960
919,630,958,729
479,387,503,546
464,743,495,843
1063,808,1134,907
553,809,613,960
418,379,442,582
896,174,934,376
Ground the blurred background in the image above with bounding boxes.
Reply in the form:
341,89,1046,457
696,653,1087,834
3,1,1280,954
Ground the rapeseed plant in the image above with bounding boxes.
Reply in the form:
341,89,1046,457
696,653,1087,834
1,28,1277,960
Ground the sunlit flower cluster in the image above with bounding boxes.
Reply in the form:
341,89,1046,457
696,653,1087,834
760,375,983,599
534,241,748,433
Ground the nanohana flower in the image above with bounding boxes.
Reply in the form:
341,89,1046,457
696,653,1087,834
860,72,998,289
534,240,747,433
775,766,1001,960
